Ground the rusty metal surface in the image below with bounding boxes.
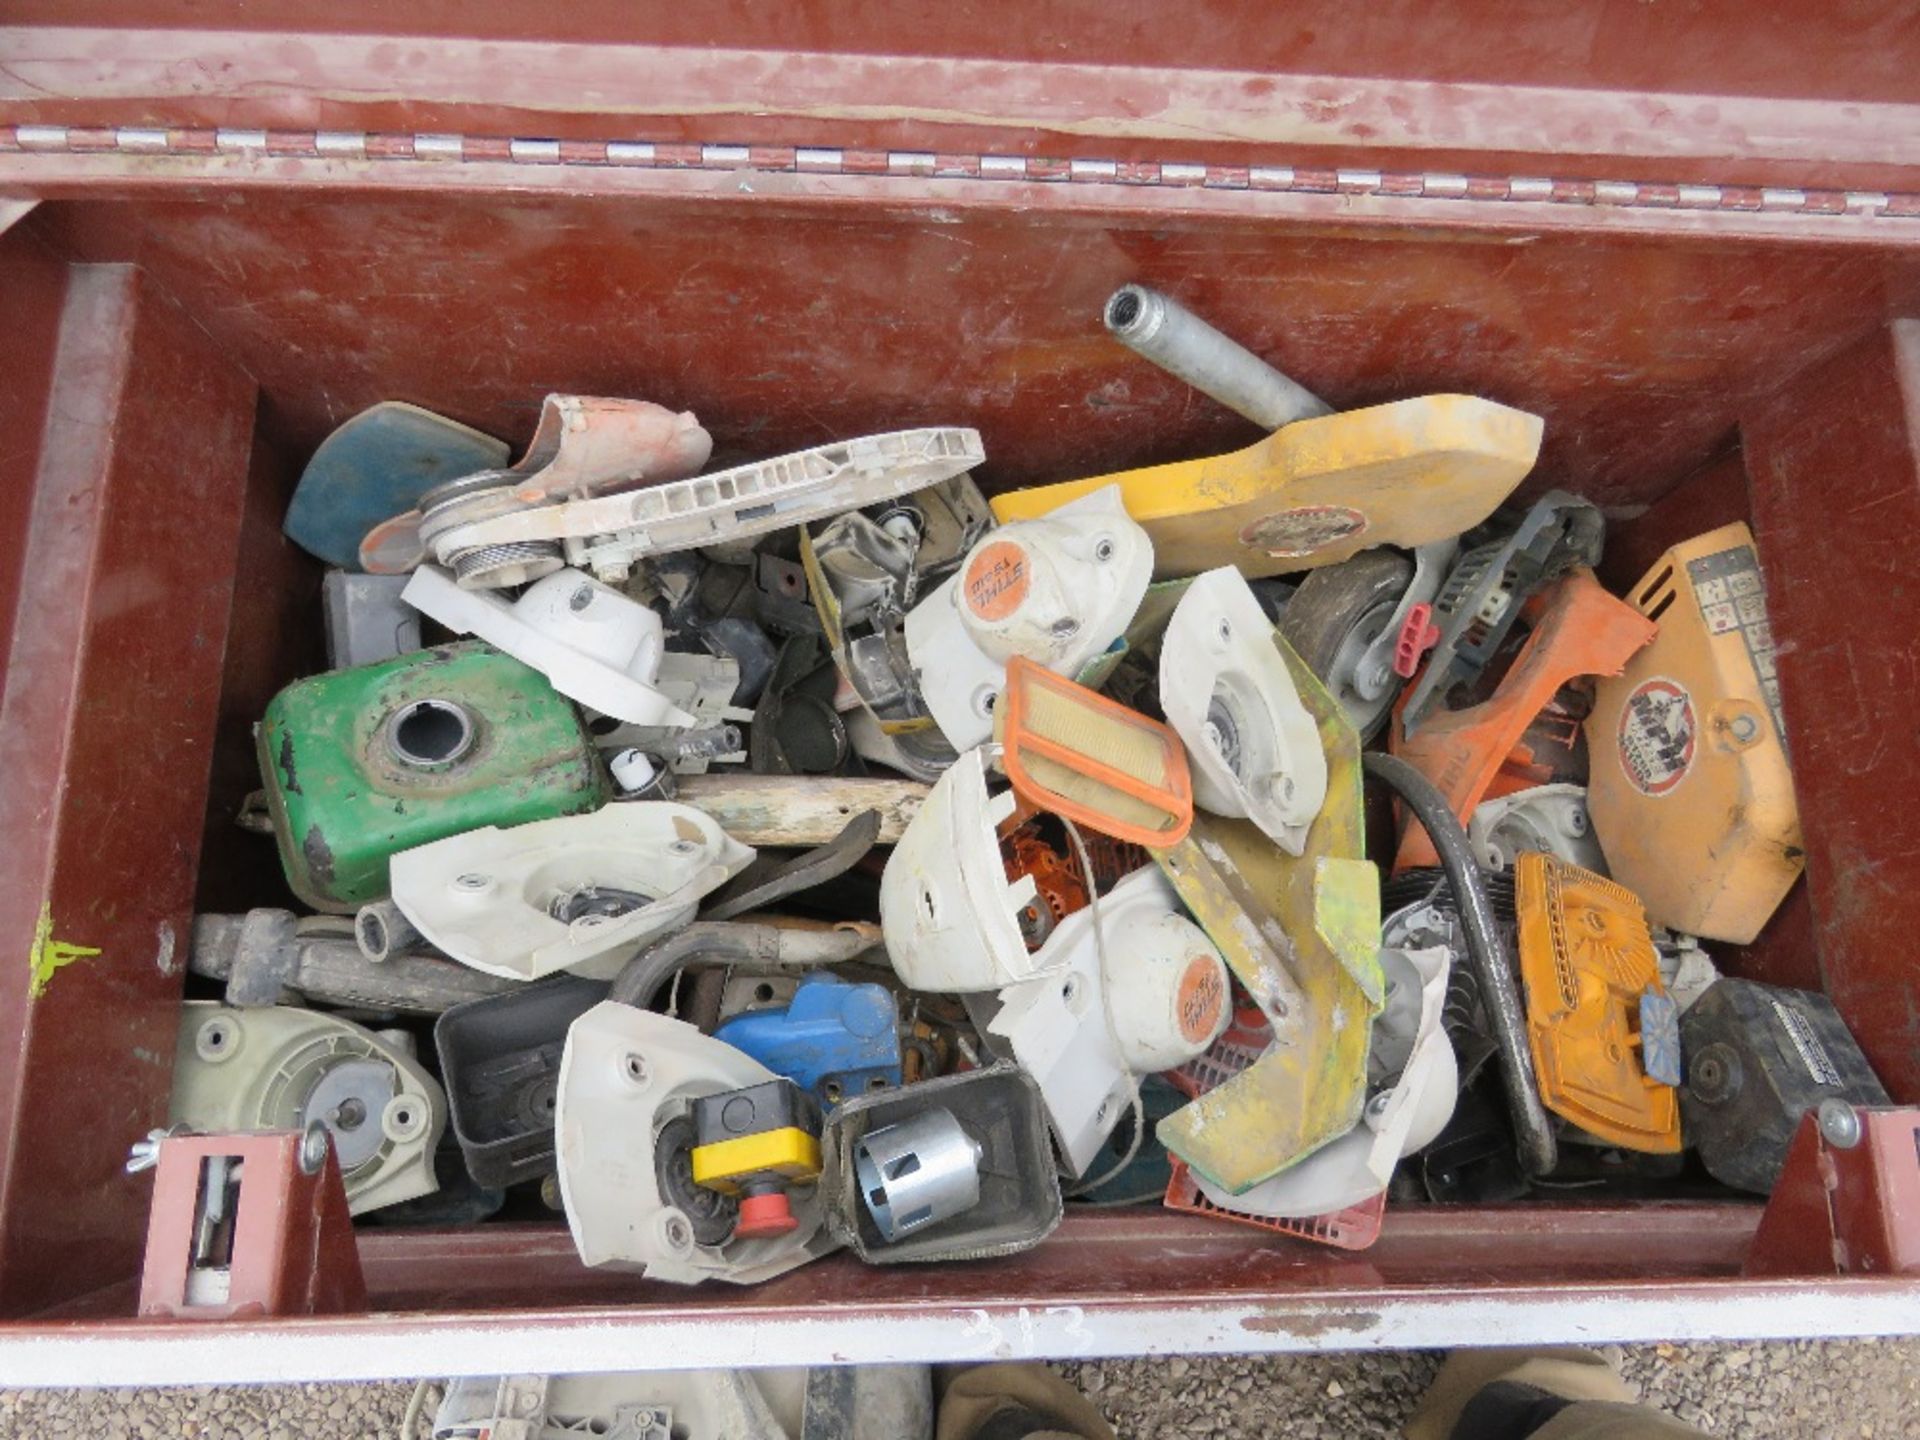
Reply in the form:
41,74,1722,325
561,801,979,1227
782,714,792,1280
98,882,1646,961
1745,1108,1920,1279
1742,322,1920,1103
7,1207,1920,1386
3,10,1920,191
9,134,1920,254
18,190,1920,526
0,263,256,1319
0,227,67,682
0,16,1916,1355
137,1130,365,1319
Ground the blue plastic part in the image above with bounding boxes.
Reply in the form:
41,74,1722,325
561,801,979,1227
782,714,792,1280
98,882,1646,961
284,401,509,569
714,974,902,1106
1640,988,1683,1088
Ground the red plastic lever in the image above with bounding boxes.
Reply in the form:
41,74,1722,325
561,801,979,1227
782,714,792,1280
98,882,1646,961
1393,602,1442,678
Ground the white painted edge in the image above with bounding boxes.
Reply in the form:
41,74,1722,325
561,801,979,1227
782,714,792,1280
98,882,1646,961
3,1281,1913,1388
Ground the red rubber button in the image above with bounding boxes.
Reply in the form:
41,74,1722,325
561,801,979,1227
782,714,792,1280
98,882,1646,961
733,1191,799,1239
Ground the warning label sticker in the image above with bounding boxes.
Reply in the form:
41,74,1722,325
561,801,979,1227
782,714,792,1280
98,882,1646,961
1618,676,1697,798
1686,543,1787,744
1239,504,1368,560
1770,997,1843,1088
962,540,1031,622
1176,956,1228,1046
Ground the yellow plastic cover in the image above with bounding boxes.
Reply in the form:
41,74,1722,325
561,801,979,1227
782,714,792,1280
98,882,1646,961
690,1127,824,1193
1585,522,1802,943
1515,852,1682,1154
988,394,1541,579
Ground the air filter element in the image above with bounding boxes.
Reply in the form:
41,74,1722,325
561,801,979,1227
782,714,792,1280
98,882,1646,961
996,656,1192,848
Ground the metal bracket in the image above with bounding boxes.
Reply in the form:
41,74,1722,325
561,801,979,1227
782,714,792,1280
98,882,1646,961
1745,1105,1920,1277
137,1129,366,1319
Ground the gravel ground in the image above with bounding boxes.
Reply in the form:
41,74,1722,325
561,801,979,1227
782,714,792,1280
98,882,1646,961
1,1340,1915,1438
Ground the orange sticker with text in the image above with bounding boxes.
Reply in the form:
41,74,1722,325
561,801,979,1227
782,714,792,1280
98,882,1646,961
1176,955,1227,1046
963,541,1030,621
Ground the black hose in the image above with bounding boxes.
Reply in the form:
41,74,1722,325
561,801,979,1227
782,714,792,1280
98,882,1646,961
1363,752,1558,1176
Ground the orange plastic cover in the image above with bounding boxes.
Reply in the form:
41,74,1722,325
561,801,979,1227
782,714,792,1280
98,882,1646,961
1163,1159,1386,1252
997,656,1193,848
1515,852,1683,1153
1391,568,1656,871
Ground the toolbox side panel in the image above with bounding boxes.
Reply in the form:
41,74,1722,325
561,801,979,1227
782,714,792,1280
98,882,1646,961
0,224,69,688
1743,321,1920,1101
4,6,1920,188
32,193,1920,517
0,263,256,1316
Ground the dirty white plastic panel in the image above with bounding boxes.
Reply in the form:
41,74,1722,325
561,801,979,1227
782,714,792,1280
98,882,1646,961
1194,945,1455,1218
1160,567,1326,855
389,805,753,981
403,564,695,727
988,867,1228,1177
878,749,1042,992
555,1003,835,1284
435,428,985,582
168,1001,447,1216
1469,783,1610,875
906,485,1153,751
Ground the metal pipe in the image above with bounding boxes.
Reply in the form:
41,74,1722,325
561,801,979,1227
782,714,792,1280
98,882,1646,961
1104,285,1332,430
1362,752,1558,1177
354,899,421,963
607,921,883,1010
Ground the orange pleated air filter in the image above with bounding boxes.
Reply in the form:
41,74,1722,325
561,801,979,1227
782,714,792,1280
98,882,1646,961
995,656,1193,849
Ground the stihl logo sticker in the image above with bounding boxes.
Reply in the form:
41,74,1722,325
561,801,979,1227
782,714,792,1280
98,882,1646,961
963,541,1030,621
1177,955,1227,1046
1238,504,1367,560
1618,676,1697,797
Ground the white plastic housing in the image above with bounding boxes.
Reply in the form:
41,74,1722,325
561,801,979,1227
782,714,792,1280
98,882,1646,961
1468,783,1610,875
169,1001,447,1216
434,427,984,577
1160,566,1327,855
989,867,1229,1176
389,804,754,981
555,1003,833,1284
905,485,1153,751
1195,944,1456,1218
403,564,694,727
879,748,1044,991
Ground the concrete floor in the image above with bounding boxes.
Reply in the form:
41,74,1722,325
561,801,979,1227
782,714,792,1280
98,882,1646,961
2,1339,1916,1438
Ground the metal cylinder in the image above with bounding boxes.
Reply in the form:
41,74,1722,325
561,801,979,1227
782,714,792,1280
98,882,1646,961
1104,284,1332,430
449,539,565,589
853,1108,984,1242
354,898,423,963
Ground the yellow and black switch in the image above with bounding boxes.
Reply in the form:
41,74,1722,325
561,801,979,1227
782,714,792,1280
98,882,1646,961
690,1078,823,1240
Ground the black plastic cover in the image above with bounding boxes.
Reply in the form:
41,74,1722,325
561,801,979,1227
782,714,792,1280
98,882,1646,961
1680,978,1890,1194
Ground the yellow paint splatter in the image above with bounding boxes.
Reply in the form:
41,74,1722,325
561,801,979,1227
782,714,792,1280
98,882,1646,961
29,903,100,999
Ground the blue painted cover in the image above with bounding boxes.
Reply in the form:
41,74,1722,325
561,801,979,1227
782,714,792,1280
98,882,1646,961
1640,987,1683,1088
714,974,902,1105
284,401,508,568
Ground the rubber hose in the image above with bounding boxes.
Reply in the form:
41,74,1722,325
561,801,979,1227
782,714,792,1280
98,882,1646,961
607,923,786,1009
1362,751,1558,1176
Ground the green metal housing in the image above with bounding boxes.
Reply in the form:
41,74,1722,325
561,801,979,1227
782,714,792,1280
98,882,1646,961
256,642,609,911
